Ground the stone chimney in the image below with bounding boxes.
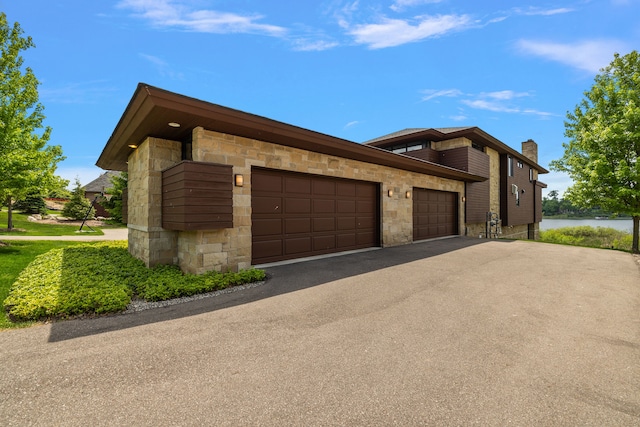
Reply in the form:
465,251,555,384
522,139,538,164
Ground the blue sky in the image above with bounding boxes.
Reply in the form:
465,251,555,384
2,0,638,196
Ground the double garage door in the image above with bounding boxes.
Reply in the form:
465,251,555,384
251,169,380,264
413,188,459,241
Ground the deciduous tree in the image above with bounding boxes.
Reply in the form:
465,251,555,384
551,51,640,253
0,13,64,230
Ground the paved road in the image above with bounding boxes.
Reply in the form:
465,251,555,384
1,238,639,426
0,227,128,241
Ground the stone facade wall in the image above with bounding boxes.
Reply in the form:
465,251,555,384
175,127,464,273
127,137,182,267
432,137,471,151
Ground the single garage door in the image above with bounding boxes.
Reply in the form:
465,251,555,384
413,188,458,241
252,168,380,265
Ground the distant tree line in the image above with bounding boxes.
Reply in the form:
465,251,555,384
542,190,620,218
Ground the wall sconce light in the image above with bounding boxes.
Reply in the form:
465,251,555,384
405,191,411,199
128,144,138,149
234,174,244,187
462,196,466,202
388,189,394,197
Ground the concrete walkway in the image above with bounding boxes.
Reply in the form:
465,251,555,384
1,238,639,426
0,227,127,241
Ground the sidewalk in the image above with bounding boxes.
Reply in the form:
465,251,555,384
0,227,128,241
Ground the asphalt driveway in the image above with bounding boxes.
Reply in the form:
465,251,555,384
1,238,639,426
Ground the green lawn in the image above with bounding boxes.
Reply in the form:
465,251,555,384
0,210,105,236
0,240,86,329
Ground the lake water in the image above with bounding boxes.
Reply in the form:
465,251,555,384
540,218,634,233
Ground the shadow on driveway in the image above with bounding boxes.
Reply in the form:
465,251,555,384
47,237,494,342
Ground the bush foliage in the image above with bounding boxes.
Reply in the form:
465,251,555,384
540,226,632,252
14,194,47,215
3,241,266,321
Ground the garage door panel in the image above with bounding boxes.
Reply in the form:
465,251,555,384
252,168,379,264
285,198,311,214
337,200,356,213
313,180,335,196
285,176,311,194
337,182,356,197
337,217,356,230
252,219,282,236
313,199,335,213
357,215,377,229
337,233,357,248
252,174,282,192
252,196,282,214
313,235,336,251
253,240,282,258
285,218,311,234
284,237,312,255
413,188,458,241
313,217,335,232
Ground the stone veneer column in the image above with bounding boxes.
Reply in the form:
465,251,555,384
127,137,182,267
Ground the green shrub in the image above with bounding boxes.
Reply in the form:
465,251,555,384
540,226,632,252
62,178,94,220
3,241,267,322
14,194,47,215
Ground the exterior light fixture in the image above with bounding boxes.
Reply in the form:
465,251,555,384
462,196,466,202
235,174,244,187
405,191,411,199
388,189,393,197
168,122,181,128
128,144,138,149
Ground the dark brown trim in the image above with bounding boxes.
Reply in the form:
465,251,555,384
366,127,549,174
97,84,486,183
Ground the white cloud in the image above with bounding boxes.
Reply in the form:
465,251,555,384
540,171,573,197
117,0,287,36
421,87,556,117
421,89,463,101
291,38,339,51
347,14,472,49
139,53,184,79
516,39,629,73
513,7,575,16
390,0,443,12
39,81,117,104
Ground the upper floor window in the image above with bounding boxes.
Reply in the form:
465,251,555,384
508,156,514,176
389,141,430,154
517,160,524,168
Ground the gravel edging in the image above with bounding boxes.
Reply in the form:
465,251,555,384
124,280,267,313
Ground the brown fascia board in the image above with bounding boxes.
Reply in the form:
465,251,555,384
96,84,486,183
365,127,550,174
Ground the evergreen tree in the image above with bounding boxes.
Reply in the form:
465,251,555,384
62,179,94,220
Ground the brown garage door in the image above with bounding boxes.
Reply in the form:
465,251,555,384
252,168,380,264
413,188,458,240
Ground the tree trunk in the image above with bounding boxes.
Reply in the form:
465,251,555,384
633,216,639,254
6,195,13,231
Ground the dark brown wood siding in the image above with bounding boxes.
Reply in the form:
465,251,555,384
413,188,459,240
403,147,440,163
251,168,380,265
439,146,490,178
500,155,536,227
162,161,233,230
465,181,490,224
534,181,545,223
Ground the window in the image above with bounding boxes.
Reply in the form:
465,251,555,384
388,141,430,154
529,168,534,182
508,156,514,176
472,142,484,152
517,160,523,168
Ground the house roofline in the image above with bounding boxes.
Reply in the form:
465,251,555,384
365,127,549,174
97,83,486,182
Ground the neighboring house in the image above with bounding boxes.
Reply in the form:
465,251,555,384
84,171,121,217
97,84,547,273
